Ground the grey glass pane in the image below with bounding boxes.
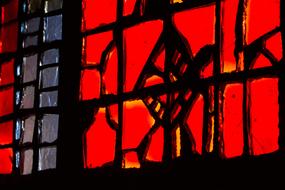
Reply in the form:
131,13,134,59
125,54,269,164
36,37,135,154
28,0,43,14
40,114,59,143
42,49,59,65
38,147,57,171
40,91,58,107
21,86,35,109
23,17,40,33
23,35,38,48
44,15,62,42
23,55,38,83
40,66,59,89
45,0,63,13
20,115,35,144
21,149,33,175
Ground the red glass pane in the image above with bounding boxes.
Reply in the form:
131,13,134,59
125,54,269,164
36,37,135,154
85,31,113,65
250,78,279,155
223,83,243,158
124,20,163,92
123,0,136,16
144,75,164,88
80,69,101,100
247,0,280,44
200,61,213,79
154,49,165,72
251,54,272,69
0,59,14,86
222,0,239,72
0,121,13,145
0,148,13,174
0,23,18,53
174,5,215,56
186,95,204,154
85,108,116,168
0,87,13,117
103,47,117,95
1,0,18,23
123,151,140,169
146,127,164,162
123,100,155,149
82,0,117,30
266,32,283,62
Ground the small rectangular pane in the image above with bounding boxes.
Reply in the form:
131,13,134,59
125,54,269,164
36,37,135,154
23,35,38,48
44,0,63,13
23,54,38,83
1,0,18,23
27,0,43,14
40,114,59,143
40,66,59,88
0,121,13,145
23,17,40,33
42,49,59,65
21,149,33,175
43,15,62,42
0,87,14,117
20,115,35,144
0,59,14,86
0,23,18,53
0,148,13,174
38,146,57,171
20,86,35,109
40,91,58,107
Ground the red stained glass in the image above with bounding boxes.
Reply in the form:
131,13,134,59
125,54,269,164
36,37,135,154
247,0,280,44
144,75,164,88
154,49,165,72
0,23,18,53
0,121,13,146
265,32,283,62
85,31,113,65
85,108,116,168
146,127,164,162
1,0,18,23
123,151,140,169
124,20,163,92
223,84,243,158
103,47,117,95
186,95,204,154
80,69,101,100
251,54,272,69
123,100,155,149
0,87,14,117
0,148,13,174
250,78,279,155
0,59,14,86
82,0,117,30
200,62,213,79
123,0,136,16
173,5,215,56
222,0,239,73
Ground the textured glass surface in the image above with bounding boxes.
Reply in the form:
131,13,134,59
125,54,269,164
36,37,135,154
21,149,33,175
21,115,35,144
40,66,59,88
21,86,35,109
40,91,58,107
40,114,59,143
42,49,59,65
38,147,57,171
43,15,62,42
23,54,38,83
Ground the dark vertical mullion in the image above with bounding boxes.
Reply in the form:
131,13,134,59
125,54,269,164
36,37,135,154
31,0,45,173
213,0,222,158
278,0,285,150
114,0,124,169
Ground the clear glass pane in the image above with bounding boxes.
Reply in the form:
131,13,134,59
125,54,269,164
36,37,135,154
44,0,63,13
41,49,59,65
20,115,35,144
40,66,59,89
21,149,33,175
21,86,35,109
39,114,59,143
38,146,57,171
43,15,62,42
40,91,58,107
23,17,40,33
23,54,38,83
23,35,38,48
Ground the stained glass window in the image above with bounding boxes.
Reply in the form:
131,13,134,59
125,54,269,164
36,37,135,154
80,0,284,170
0,0,62,175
